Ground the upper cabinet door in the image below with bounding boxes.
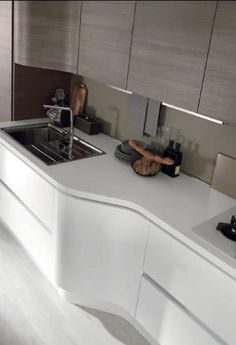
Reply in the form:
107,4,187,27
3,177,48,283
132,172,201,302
198,1,236,124
127,1,216,112
14,1,81,73
78,1,135,89
0,1,12,121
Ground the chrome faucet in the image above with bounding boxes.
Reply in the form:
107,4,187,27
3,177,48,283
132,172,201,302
43,104,74,138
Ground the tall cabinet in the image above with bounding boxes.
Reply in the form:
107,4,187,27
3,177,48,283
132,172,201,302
127,1,216,112
198,1,236,124
0,1,12,121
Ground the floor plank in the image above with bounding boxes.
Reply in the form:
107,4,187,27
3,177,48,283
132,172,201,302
0,223,150,345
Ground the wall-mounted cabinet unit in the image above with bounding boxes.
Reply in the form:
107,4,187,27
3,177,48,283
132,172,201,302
14,0,81,73
0,1,12,121
78,1,135,89
127,1,216,112
198,1,236,124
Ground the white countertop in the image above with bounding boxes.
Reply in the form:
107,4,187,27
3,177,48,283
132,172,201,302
1,118,236,278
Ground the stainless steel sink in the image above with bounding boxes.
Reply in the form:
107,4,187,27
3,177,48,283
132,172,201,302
1,123,105,165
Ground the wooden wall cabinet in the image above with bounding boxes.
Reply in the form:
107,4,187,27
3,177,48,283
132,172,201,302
127,1,216,112
12,1,236,125
0,1,12,121
198,1,236,124
14,1,81,74
78,1,135,89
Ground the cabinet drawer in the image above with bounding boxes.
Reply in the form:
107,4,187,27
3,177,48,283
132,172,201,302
136,276,219,345
0,180,53,281
0,143,54,230
144,223,236,344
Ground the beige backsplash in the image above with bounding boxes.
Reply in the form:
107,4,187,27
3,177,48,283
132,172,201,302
74,76,236,184
163,107,236,184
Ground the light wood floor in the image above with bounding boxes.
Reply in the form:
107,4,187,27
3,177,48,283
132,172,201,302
0,223,150,345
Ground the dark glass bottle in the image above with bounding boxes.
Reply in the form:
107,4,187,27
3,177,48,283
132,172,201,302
172,143,182,177
161,140,175,175
162,141,183,177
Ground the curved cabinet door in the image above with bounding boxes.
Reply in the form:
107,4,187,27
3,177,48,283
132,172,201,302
14,1,81,73
198,1,236,124
54,191,149,316
78,1,135,89
127,1,216,111
0,1,12,121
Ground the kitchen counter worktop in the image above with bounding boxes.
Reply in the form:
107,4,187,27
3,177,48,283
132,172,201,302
0,118,236,278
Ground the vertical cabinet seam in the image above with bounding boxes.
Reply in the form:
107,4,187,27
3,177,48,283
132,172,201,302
134,222,150,318
11,0,14,120
197,0,219,113
76,0,83,75
125,0,137,91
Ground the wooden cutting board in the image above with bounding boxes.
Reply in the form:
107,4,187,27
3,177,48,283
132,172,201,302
211,153,236,199
70,83,87,115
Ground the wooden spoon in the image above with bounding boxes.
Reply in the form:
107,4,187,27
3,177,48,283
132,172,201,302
128,139,174,165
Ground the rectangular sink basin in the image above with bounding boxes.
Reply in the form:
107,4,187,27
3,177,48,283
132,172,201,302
1,123,105,165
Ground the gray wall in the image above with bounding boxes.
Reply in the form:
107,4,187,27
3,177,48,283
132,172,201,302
71,76,130,140
73,76,236,184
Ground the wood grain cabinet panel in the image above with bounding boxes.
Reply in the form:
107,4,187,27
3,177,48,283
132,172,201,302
14,1,81,73
198,1,236,124
127,1,216,112
78,1,135,89
0,1,12,121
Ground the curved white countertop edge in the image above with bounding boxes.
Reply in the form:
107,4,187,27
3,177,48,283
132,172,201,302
0,119,236,280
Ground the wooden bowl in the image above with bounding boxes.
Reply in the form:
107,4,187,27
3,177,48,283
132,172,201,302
132,157,161,176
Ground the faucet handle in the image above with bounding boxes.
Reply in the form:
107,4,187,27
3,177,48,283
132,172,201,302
43,104,71,128
45,106,61,124
43,105,74,137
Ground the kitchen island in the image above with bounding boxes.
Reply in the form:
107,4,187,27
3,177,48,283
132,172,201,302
0,118,235,345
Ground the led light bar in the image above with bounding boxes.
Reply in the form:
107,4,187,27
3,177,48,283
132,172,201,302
107,84,133,95
106,85,224,125
162,102,224,125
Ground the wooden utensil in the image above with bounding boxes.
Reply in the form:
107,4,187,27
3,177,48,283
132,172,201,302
128,140,174,165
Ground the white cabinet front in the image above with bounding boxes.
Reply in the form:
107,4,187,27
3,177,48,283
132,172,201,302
0,143,55,230
54,191,149,316
136,276,220,345
0,179,53,281
144,223,236,344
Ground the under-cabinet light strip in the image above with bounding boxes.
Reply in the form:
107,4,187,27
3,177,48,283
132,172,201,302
106,85,223,125
107,84,133,95
162,102,224,125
